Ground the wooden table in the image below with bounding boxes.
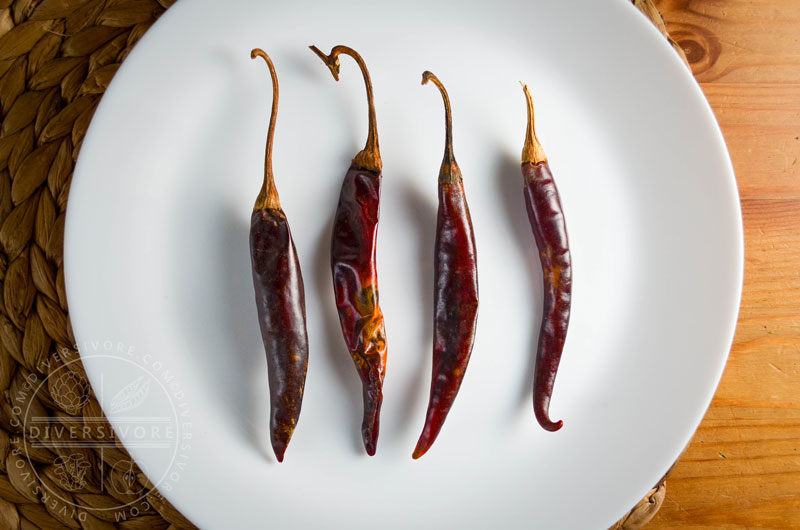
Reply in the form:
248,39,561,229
646,1,800,527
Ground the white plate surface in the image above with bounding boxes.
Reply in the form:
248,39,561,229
65,0,743,528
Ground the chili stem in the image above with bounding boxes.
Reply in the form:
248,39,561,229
251,48,281,211
422,71,461,183
521,83,547,165
310,45,382,172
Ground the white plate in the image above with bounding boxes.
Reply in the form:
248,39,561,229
65,0,743,528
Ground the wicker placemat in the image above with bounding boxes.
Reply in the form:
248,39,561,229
0,1,685,528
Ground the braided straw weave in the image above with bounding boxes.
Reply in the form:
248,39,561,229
0,0,684,528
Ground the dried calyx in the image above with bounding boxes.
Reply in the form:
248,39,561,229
521,83,547,165
422,71,462,184
309,45,382,173
251,48,281,211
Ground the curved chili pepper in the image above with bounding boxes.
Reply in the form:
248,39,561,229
412,72,478,459
520,84,571,432
249,49,309,461
310,45,387,456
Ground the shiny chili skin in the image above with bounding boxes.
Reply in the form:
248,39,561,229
523,161,571,431
331,164,387,456
413,181,478,459
249,49,309,461
413,71,478,459
311,44,386,455
250,209,309,461
520,84,570,432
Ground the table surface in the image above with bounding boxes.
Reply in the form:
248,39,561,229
648,1,800,528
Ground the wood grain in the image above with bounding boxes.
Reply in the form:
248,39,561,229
658,0,800,84
649,0,800,528
703,85,800,199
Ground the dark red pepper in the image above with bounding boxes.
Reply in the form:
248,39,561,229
521,84,571,432
249,49,309,461
413,71,479,459
310,45,387,456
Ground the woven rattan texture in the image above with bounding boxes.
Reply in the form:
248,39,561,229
0,0,678,528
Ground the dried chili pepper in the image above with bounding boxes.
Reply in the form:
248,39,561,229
249,49,309,461
412,71,478,460
309,45,387,456
520,84,571,432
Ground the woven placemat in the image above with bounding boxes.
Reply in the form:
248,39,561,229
0,1,686,528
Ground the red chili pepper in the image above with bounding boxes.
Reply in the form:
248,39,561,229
249,49,309,461
310,45,387,456
413,71,479,459
520,84,571,432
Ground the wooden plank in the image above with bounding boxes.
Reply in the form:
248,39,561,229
702,84,800,199
655,0,800,84
651,404,800,529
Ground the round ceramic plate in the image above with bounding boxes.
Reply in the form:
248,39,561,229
65,0,743,528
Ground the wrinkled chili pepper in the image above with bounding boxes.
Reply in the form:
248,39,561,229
413,71,479,460
249,49,309,461
310,45,387,456
520,84,571,432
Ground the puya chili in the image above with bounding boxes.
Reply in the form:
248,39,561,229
249,49,309,461
310,45,387,456
520,84,571,432
413,71,479,459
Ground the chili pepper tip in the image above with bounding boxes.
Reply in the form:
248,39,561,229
411,441,429,460
534,363,565,431
412,406,450,459
361,392,382,456
536,415,563,433
271,423,291,462
363,419,378,456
